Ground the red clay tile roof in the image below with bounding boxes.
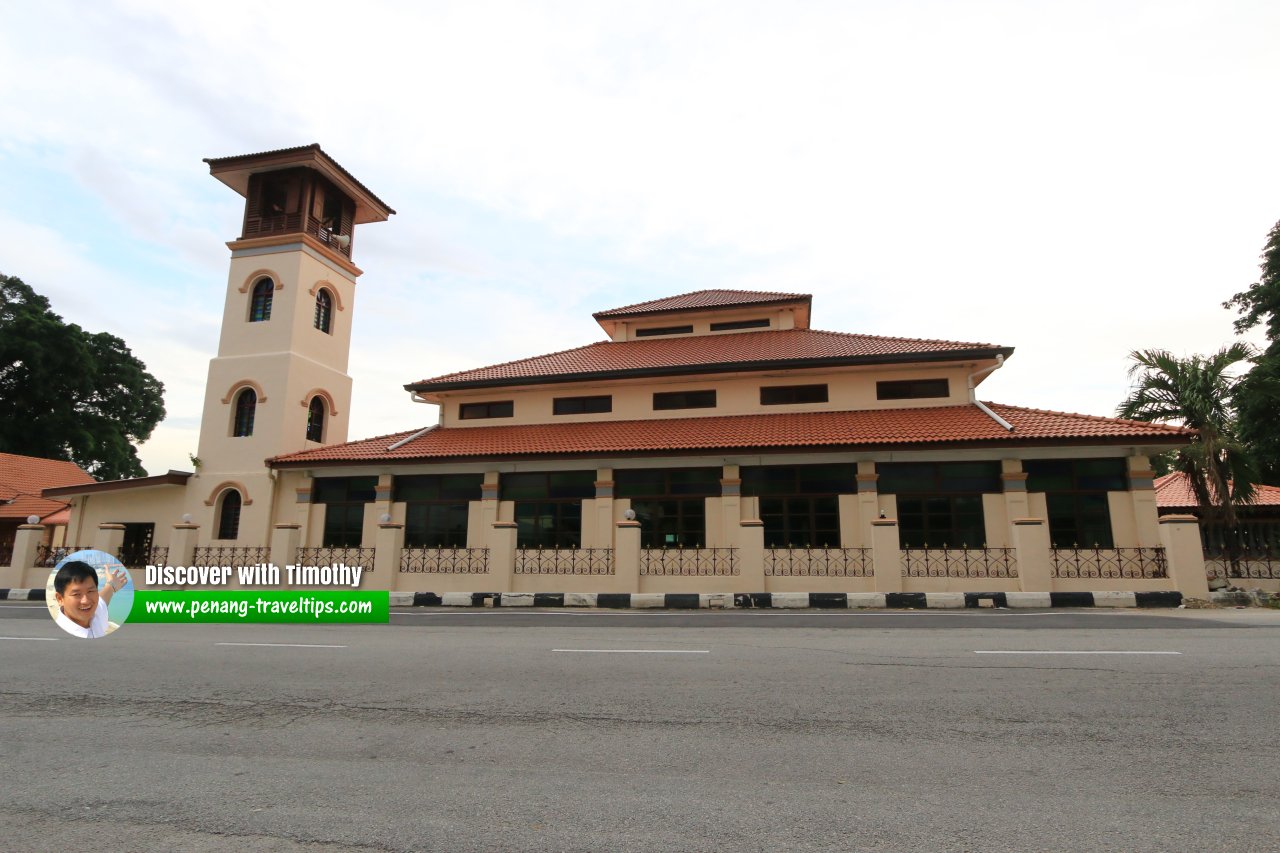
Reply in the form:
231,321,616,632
593,289,809,319
408,328,1013,392
0,452,94,521
271,403,1193,467
203,143,395,218
1154,472,1280,510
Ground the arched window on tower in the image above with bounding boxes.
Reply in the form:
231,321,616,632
233,388,257,437
249,278,274,322
314,288,332,333
217,490,242,540
306,396,325,443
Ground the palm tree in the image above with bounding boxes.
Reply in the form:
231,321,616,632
1117,345,1258,561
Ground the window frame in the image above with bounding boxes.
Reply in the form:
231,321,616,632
314,288,333,334
552,395,613,416
216,490,242,540
458,400,514,420
306,397,325,443
248,278,274,323
760,384,829,406
875,378,950,400
653,389,716,411
232,388,257,437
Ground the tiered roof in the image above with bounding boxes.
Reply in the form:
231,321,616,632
271,404,1193,468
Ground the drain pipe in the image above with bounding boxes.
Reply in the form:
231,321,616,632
967,355,1014,431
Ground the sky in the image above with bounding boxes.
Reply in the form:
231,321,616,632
2,0,1278,477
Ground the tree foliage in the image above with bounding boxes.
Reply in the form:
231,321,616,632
1117,344,1257,529
0,274,166,480
1223,218,1280,482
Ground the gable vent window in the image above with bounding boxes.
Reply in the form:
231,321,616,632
710,318,770,331
653,390,716,410
876,379,950,400
761,384,828,405
635,325,694,337
553,395,612,415
459,400,514,420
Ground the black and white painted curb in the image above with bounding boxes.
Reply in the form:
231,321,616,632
0,588,45,601
0,587,1184,608
387,590,1185,609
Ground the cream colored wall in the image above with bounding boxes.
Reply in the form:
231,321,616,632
617,306,793,341
438,363,980,428
64,487,186,548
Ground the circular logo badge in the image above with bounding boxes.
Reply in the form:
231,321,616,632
46,549,134,639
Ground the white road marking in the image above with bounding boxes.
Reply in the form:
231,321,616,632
974,650,1182,655
215,642,348,649
0,636,59,641
552,648,710,654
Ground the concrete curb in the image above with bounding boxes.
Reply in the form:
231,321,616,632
0,588,45,601
385,591,1185,609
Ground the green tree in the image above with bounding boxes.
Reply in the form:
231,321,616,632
0,274,166,480
1117,345,1257,533
1224,218,1280,482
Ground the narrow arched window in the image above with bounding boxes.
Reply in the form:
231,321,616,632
306,396,325,442
217,490,242,540
314,288,332,333
249,278,274,322
233,388,257,437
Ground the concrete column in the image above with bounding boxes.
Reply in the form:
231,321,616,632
489,521,517,592
1159,514,1209,599
95,523,126,557
856,462,879,547
168,523,199,568
720,465,742,547
1002,458,1030,530
738,520,765,590
1128,463,1161,547
870,518,902,593
270,523,302,572
1,523,44,586
371,522,404,591
373,474,394,534
615,520,642,592
1012,518,1053,592
593,469,615,549
478,472,500,533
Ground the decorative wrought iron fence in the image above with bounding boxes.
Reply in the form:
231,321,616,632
902,547,1019,578
1205,551,1280,580
765,547,872,577
1050,547,1167,579
515,548,614,575
400,547,490,574
192,546,271,567
295,547,376,572
118,546,168,570
641,547,738,576
35,545,85,568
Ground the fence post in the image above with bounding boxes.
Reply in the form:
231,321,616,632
489,522,517,593
371,522,403,591
2,523,44,587
271,523,302,575
738,520,765,591
871,518,902,593
615,520,642,592
1159,514,1209,600
94,523,126,557
167,523,199,570
1013,518,1053,592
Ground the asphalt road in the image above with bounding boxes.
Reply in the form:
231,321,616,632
2,605,1277,852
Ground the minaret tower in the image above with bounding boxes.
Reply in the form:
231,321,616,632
191,145,394,545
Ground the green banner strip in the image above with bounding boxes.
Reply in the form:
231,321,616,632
132,590,389,624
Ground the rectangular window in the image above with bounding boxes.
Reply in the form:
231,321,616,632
760,384,829,405
742,464,854,547
394,474,483,548
553,395,613,415
312,476,377,548
897,495,986,548
759,496,841,548
616,468,720,548
459,400,514,420
710,318,770,331
653,390,716,410
1024,459,1126,547
501,471,595,549
877,462,1002,494
876,378,950,400
636,325,694,337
